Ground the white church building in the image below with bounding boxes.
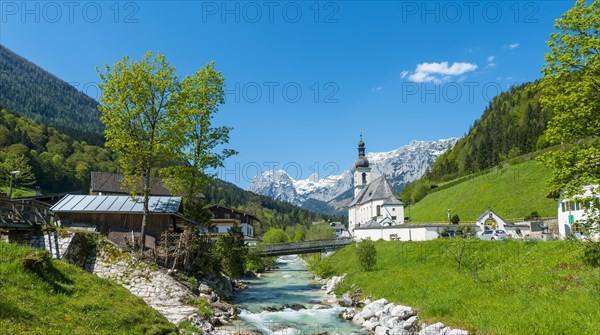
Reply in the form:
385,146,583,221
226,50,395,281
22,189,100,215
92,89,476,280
348,136,405,238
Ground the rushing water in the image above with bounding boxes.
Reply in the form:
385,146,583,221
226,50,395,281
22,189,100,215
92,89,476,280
218,255,368,335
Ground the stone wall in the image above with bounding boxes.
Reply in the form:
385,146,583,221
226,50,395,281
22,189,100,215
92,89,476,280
87,240,235,333
30,231,74,259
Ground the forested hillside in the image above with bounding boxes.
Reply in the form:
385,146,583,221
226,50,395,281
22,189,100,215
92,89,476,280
202,179,343,234
0,105,334,229
0,45,104,145
0,108,116,195
402,82,552,204
0,46,337,231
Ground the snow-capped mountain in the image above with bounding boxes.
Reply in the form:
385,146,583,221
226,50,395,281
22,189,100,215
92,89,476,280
248,138,459,206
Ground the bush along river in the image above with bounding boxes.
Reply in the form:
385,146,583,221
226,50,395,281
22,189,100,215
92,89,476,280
216,255,368,334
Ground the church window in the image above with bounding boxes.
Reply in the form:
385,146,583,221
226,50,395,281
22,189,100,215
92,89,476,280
362,173,367,185
376,206,381,216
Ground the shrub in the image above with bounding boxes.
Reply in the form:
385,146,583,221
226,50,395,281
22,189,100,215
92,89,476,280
306,254,335,278
356,239,377,271
186,298,213,318
582,242,600,267
262,228,289,244
524,211,541,220
20,250,51,275
450,214,460,224
458,225,477,238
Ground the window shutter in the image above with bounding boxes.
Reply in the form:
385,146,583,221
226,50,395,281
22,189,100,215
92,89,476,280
561,202,565,212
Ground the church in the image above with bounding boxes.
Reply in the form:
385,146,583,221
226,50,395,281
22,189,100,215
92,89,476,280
348,136,405,236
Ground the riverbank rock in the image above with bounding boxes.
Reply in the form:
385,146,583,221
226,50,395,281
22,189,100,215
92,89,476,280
339,308,357,320
363,317,380,331
187,313,214,334
360,298,388,320
419,322,469,335
390,305,414,319
352,312,366,325
339,291,354,307
312,304,331,310
344,294,471,335
322,274,346,294
403,315,419,330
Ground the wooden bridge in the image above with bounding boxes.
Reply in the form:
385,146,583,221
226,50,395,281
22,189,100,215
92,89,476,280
0,199,52,229
251,238,353,257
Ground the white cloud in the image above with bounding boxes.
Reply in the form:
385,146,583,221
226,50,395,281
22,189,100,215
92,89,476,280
402,61,478,83
400,70,409,79
505,43,519,50
371,86,383,92
487,55,496,68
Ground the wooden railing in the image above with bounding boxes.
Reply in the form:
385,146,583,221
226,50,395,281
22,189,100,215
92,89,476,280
0,199,52,227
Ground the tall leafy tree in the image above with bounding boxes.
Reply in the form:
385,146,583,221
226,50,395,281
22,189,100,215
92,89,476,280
98,52,236,249
159,62,236,229
161,62,236,198
98,52,185,250
538,0,600,235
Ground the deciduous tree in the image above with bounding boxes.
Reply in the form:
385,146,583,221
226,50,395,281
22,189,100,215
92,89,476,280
537,0,600,236
98,52,181,250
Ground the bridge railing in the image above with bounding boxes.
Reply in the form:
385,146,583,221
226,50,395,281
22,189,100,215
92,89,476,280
251,238,353,255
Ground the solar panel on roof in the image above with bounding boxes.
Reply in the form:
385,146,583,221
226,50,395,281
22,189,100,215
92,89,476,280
50,194,181,213
107,197,128,211
71,196,96,211
61,195,86,211
95,196,119,211
86,196,108,211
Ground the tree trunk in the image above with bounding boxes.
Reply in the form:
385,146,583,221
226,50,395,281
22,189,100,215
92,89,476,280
140,171,151,251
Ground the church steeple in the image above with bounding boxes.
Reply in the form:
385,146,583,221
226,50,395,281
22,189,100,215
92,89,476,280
355,133,369,168
353,133,371,197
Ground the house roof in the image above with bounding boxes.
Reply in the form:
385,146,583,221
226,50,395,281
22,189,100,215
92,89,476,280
206,204,260,221
90,172,171,196
50,194,182,214
476,209,506,223
348,176,403,207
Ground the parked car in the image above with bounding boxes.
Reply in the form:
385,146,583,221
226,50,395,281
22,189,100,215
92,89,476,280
479,229,508,240
439,228,457,238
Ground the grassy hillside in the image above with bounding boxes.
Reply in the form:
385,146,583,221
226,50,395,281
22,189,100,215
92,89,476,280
408,160,555,223
0,242,176,335
325,239,600,335
401,82,551,205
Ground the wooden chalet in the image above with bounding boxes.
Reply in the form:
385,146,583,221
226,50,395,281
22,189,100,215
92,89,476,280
207,204,259,238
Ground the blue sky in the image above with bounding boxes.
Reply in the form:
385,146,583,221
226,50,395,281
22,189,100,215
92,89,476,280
1,1,574,188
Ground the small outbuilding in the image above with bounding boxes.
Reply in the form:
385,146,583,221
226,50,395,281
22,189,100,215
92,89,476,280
50,194,193,246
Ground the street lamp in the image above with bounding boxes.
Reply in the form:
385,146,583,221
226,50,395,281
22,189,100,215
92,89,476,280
8,170,20,199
